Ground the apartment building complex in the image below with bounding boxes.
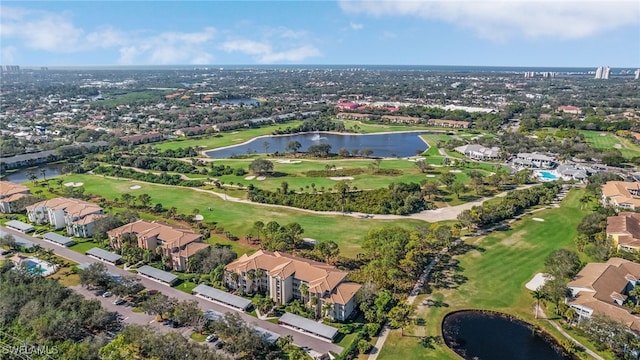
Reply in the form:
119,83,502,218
26,197,103,237
107,219,209,271
225,250,361,321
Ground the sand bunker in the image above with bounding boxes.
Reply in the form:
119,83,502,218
532,218,545,222
276,159,302,164
193,214,204,221
129,185,141,190
330,176,354,181
244,176,256,180
599,133,607,136
525,273,553,291
64,182,84,187
426,174,436,178
613,144,622,149
449,170,462,173
256,176,266,181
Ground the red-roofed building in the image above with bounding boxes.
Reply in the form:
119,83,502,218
336,102,359,111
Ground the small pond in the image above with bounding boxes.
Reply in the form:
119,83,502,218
2,163,66,183
442,310,573,360
205,131,430,158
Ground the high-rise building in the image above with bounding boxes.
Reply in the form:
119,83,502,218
595,66,611,79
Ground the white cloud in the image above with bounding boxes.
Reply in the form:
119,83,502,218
350,22,364,30
338,0,640,41
0,5,320,65
0,6,217,64
0,7,86,52
222,39,320,63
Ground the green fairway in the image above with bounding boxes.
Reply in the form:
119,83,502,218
153,122,304,151
51,174,425,257
378,188,594,359
581,130,640,158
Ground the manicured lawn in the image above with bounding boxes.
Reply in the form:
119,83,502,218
153,122,304,151
378,188,596,359
175,280,198,294
68,239,103,254
581,130,640,158
46,174,425,257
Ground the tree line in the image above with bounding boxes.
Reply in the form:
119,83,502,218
248,181,431,215
457,183,561,228
92,165,205,187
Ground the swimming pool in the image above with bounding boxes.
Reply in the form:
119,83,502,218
20,258,57,277
537,171,560,181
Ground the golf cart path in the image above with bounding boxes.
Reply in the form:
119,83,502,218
91,173,534,222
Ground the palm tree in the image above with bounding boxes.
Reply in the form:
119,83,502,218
229,272,240,289
629,285,640,305
564,307,577,325
27,169,37,184
246,269,256,293
531,289,546,319
322,301,334,319
299,282,309,304
255,269,265,292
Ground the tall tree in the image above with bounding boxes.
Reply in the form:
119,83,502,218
388,303,415,336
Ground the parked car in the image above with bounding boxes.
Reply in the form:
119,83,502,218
94,289,106,296
102,291,113,298
213,340,224,349
113,298,126,305
206,334,218,343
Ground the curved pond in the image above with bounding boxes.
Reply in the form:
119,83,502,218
442,310,573,360
2,163,66,184
204,131,431,158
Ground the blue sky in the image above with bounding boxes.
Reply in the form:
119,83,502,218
1,1,639,67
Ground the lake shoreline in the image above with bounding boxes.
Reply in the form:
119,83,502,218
202,130,441,158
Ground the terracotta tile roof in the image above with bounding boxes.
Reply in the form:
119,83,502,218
226,251,349,295
2,192,33,203
176,242,210,258
0,181,30,199
568,258,640,333
602,181,640,208
326,282,362,305
27,197,103,219
107,219,202,248
607,212,640,248
73,213,104,225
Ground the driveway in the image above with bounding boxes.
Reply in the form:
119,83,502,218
0,226,343,355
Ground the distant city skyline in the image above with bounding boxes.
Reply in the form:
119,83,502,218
1,1,639,67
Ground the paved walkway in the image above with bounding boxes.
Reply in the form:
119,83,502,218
537,306,604,360
368,251,443,360
91,173,535,223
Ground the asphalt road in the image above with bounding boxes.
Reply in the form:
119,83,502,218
1,226,343,355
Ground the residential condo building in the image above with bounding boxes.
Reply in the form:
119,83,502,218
225,250,361,321
107,219,209,271
26,197,104,237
